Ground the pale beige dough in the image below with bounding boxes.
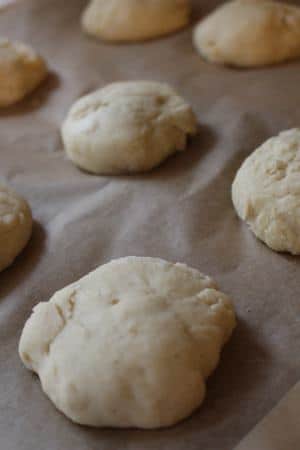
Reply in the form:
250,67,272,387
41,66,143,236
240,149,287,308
232,129,300,254
19,257,236,429
62,81,197,175
193,0,300,67
0,184,32,272
0,39,47,107
82,0,191,42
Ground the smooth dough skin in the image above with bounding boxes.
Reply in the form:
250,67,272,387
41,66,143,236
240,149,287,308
0,39,47,107
62,81,197,175
232,129,300,255
19,257,236,429
193,0,300,67
82,0,191,42
0,185,32,272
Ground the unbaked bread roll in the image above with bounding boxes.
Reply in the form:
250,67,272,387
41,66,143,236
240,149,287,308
82,0,191,42
0,39,47,107
0,184,32,272
19,256,236,429
193,0,300,67
232,129,300,254
62,81,197,175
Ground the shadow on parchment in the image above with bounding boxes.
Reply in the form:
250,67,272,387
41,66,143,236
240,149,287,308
134,122,217,182
0,72,59,117
0,222,46,301
125,112,269,183
190,0,221,25
154,122,216,179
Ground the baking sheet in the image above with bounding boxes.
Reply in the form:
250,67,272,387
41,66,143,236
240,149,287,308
0,1,300,449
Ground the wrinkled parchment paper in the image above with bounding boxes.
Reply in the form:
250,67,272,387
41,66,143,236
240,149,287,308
1,1,300,449
236,380,300,450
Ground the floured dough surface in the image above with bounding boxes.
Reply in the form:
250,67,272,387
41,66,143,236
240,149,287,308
193,0,300,67
232,129,300,254
62,81,197,175
82,0,190,42
0,184,33,272
19,256,236,429
0,39,47,107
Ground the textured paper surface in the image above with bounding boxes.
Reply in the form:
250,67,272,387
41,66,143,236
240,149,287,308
0,1,300,449
235,381,300,450
0,0,18,10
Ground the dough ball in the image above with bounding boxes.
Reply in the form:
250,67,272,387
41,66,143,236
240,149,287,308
193,0,300,67
0,39,47,107
232,129,300,254
61,81,197,175
82,0,191,42
0,184,32,272
19,256,236,429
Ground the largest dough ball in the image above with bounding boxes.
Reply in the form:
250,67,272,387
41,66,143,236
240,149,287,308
0,39,47,107
62,81,197,175
82,0,191,42
193,0,300,67
232,129,300,255
19,257,236,429
0,184,32,272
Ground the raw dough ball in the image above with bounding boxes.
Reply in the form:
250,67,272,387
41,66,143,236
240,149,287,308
232,129,300,254
19,256,236,429
0,39,47,107
82,0,191,42
0,184,32,272
62,81,197,175
193,0,300,67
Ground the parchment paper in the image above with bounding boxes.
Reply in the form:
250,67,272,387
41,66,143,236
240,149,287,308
0,1,300,449
236,380,300,450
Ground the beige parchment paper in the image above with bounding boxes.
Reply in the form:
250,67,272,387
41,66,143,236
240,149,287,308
0,1,300,449
235,380,300,450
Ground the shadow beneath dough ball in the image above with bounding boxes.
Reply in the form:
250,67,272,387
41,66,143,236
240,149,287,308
136,122,217,181
190,0,221,25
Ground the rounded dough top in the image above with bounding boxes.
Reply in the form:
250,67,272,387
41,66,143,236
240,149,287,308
0,184,32,272
62,81,197,175
193,0,300,67
82,0,191,42
19,256,236,429
0,39,47,107
232,129,300,254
